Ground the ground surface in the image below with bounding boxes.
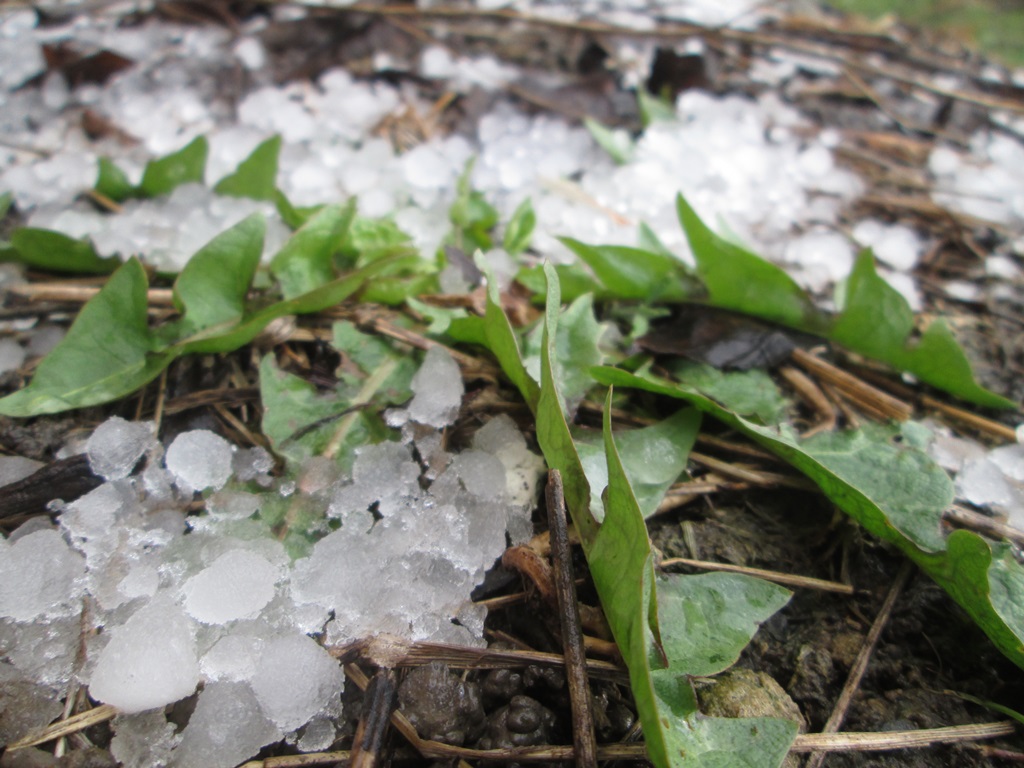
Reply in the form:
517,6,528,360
1,2,1023,767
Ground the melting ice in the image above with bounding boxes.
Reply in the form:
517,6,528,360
0,348,542,765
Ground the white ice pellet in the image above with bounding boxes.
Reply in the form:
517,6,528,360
165,430,234,491
181,549,279,624
297,717,337,753
407,346,464,428
171,682,281,768
233,37,266,71
0,455,42,487
200,633,264,682
89,594,200,713
86,418,155,481
0,338,25,374
852,220,922,271
0,529,85,622
250,633,344,732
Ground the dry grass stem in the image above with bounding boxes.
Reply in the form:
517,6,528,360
659,557,856,595
791,348,914,422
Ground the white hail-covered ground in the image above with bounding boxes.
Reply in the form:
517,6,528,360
0,2,1022,765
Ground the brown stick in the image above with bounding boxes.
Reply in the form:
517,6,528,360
546,470,598,768
791,348,914,422
659,557,855,595
689,451,818,491
349,668,397,768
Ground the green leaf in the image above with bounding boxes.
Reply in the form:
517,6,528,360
331,321,416,404
0,191,12,219
637,222,676,259
594,393,796,768
343,216,416,268
583,118,634,164
515,262,605,303
656,715,798,768
260,355,357,463
274,190,323,230
95,157,135,202
669,361,789,425
535,262,599,546
449,159,498,252
637,89,677,126
655,573,792,676
138,136,209,197
592,365,1024,670
359,272,438,306
575,407,699,521
177,256,406,355
8,228,120,274
170,214,264,336
449,257,540,409
559,237,694,302
523,293,606,412
677,194,821,329
214,135,281,200
502,197,536,256
590,390,669,765
832,251,1014,409
479,264,794,767
270,201,356,300
0,259,171,416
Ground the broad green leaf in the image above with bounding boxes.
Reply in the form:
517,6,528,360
0,259,171,416
214,135,281,200
637,88,677,126
523,293,606,412
677,194,820,330
651,573,797,768
170,214,265,336
262,322,414,470
449,159,498,252
656,715,798,768
274,190,323,230
139,136,208,197
343,216,416,268
832,251,1014,409
177,256,407,355
637,222,675,259
406,296,467,334
478,265,794,766
270,201,356,300
654,573,791,677
559,237,694,302
8,228,120,274
502,197,535,256
584,118,634,164
95,157,135,202
535,262,598,546
669,361,789,425
359,272,438,306
575,407,700,521
331,321,416,405
515,262,604,303
448,257,539,409
670,197,1011,408
592,365,1024,670
595,393,796,768
590,391,669,765
260,354,356,463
